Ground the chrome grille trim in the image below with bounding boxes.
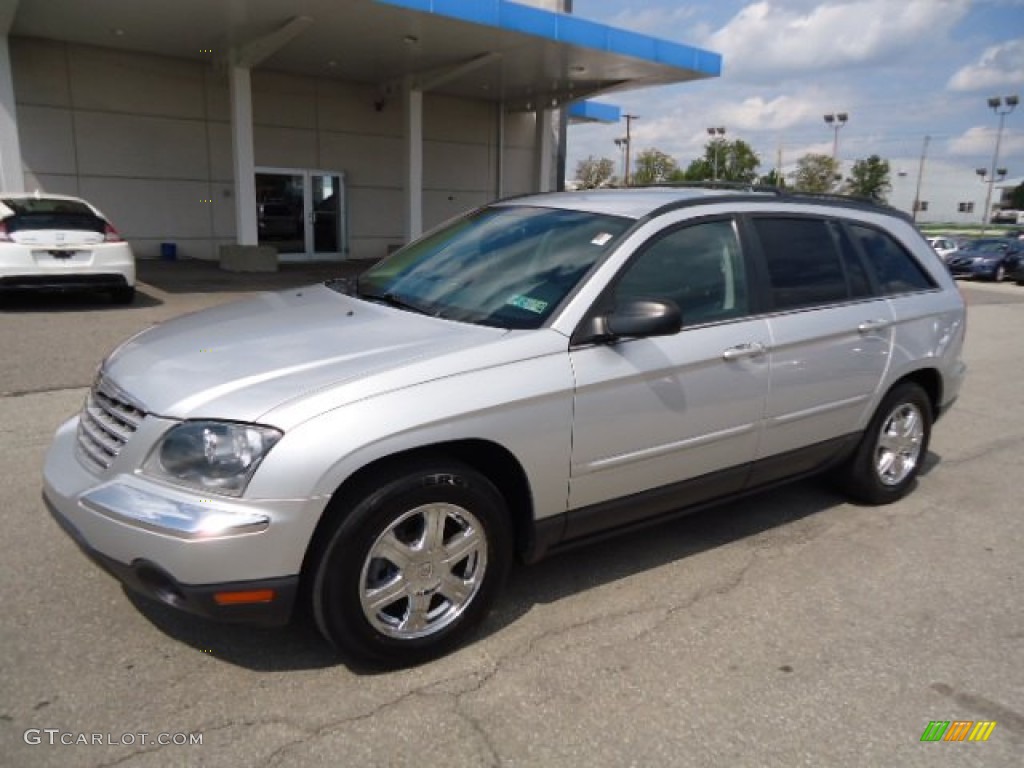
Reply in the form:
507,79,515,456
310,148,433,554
75,376,147,471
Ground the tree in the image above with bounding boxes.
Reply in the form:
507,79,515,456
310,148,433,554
680,138,761,183
793,153,840,193
632,148,678,185
574,156,615,189
1008,182,1024,210
845,155,892,202
759,169,786,188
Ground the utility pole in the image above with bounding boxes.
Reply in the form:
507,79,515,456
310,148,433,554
981,95,1018,230
912,135,930,223
623,114,638,186
775,139,783,187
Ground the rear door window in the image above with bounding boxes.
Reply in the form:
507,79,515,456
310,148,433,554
750,216,863,311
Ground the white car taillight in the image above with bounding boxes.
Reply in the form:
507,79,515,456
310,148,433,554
103,222,124,242
0,222,11,242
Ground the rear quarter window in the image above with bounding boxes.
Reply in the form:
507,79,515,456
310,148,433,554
847,223,935,294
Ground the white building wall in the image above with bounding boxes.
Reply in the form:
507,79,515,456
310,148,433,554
11,38,537,261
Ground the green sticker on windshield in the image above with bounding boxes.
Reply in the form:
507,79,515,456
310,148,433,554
506,295,549,314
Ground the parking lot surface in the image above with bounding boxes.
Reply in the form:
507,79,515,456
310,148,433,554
2,264,1022,767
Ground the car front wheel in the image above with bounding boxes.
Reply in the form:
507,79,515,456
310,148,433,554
837,382,932,505
311,460,512,666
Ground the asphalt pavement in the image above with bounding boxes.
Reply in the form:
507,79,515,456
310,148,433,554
1,269,1022,767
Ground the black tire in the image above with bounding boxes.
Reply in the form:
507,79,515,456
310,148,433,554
310,460,512,666
837,382,932,505
110,286,135,305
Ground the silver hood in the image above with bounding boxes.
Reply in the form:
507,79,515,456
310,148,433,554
102,284,506,423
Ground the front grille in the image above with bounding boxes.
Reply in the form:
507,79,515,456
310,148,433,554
76,377,147,471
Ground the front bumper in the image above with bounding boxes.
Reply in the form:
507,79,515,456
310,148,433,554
44,493,297,625
42,415,320,626
949,263,999,279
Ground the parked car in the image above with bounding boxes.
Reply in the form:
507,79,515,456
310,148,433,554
43,187,967,665
926,236,960,261
1008,252,1024,285
0,193,135,303
990,209,1024,225
946,237,1024,281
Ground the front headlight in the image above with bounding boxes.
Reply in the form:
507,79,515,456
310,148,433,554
143,421,282,496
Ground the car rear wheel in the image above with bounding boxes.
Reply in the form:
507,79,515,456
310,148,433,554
837,382,932,505
311,460,511,666
994,265,1006,282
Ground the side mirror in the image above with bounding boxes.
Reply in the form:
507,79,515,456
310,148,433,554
578,298,682,344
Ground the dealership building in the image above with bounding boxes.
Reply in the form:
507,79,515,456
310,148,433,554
0,0,719,267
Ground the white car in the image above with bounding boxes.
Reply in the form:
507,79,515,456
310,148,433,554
0,193,135,303
926,236,959,262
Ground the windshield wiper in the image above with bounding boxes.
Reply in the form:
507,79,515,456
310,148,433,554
356,287,432,316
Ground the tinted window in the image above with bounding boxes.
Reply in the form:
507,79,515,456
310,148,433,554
830,220,873,299
753,217,849,310
1,197,105,234
614,219,748,325
848,224,935,294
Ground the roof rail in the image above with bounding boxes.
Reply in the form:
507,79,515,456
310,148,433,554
637,180,784,195
637,181,904,212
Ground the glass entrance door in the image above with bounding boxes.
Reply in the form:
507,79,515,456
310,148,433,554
256,170,346,261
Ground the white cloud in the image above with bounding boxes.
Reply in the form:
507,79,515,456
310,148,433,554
602,6,701,37
948,125,1024,158
706,0,970,81
947,39,1024,91
719,94,819,131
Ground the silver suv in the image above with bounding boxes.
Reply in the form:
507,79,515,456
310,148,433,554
43,187,967,665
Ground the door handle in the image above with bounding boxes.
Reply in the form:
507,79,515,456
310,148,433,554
857,319,892,334
722,342,766,361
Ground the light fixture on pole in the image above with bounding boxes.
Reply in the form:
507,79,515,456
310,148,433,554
706,126,726,180
623,114,639,186
823,112,848,160
980,95,1018,229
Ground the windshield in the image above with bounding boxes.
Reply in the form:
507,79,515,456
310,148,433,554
354,205,631,329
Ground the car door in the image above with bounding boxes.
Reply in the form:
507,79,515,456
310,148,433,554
567,216,770,537
746,215,893,482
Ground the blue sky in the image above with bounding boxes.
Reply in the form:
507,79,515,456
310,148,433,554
566,0,1024,207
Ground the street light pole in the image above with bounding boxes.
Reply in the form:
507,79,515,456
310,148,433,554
912,135,930,223
981,95,1018,228
623,114,638,186
706,126,726,180
613,137,627,183
823,112,848,160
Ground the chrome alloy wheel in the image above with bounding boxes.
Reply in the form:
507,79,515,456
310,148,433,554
874,402,925,486
359,502,488,640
